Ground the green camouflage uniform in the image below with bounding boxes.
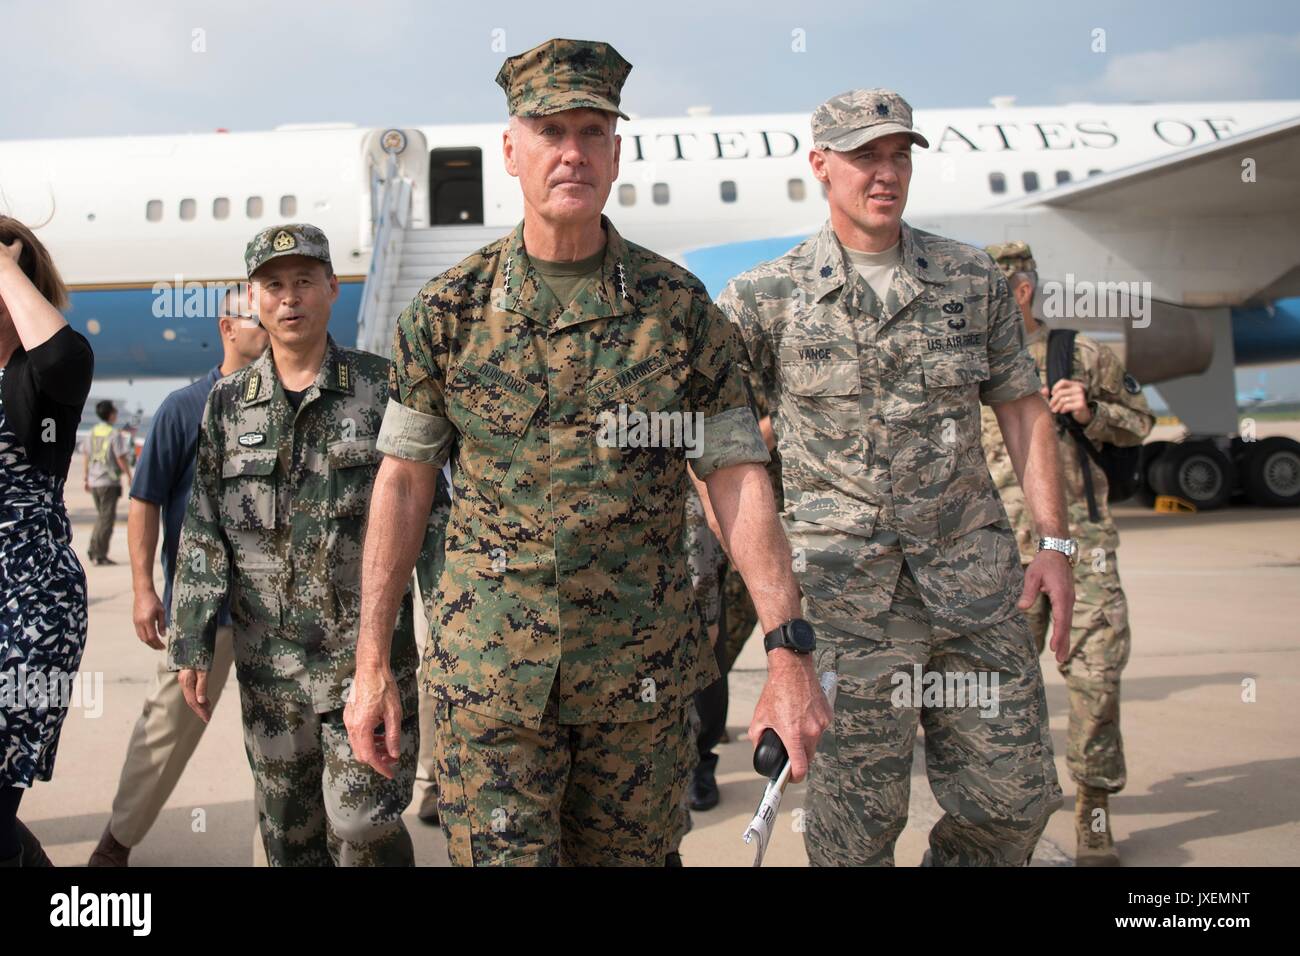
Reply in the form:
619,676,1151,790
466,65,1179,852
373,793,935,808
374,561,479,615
375,38,769,868
716,89,1062,867
170,223,423,867
979,247,1153,793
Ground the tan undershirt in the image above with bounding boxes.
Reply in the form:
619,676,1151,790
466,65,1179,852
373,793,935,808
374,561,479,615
531,248,606,308
843,241,902,305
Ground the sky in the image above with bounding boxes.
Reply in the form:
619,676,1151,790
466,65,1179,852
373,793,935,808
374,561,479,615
4,0,1300,409
3,0,1299,140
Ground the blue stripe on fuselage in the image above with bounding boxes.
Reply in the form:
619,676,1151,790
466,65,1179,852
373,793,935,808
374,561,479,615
682,235,811,299
63,282,363,379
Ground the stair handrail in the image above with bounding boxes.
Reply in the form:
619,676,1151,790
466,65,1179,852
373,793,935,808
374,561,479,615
357,146,413,355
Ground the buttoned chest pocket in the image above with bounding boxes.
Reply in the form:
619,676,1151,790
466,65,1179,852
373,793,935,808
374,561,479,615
447,364,542,493
221,451,278,529
587,354,691,487
919,296,990,392
328,437,380,518
778,351,861,441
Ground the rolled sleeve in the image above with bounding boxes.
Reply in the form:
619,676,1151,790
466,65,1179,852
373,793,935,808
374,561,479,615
980,273,1041,405
376,398,455,466
690,405,769,480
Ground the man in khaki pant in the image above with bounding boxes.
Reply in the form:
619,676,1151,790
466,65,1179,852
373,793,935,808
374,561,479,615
89,292,267,865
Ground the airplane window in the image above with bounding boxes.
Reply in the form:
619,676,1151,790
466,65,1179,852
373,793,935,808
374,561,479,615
618,184,636,206
213,197,230,220
989,173,1006,194
720,180,737,203
179,199,196,221
788,179,806,201
146,200,163,222
1088,168,1102,177
280,195,297,216
247,196,263,218
1055,170,1072,185
653,183,669,205
1022,171,1040,192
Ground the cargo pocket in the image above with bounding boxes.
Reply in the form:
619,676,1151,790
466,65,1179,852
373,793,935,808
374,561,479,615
221,451,278,529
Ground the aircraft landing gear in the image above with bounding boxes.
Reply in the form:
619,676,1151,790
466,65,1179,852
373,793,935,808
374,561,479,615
1134,435,1300,509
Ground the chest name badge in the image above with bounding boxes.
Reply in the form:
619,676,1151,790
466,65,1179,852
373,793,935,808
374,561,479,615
238,432,266,447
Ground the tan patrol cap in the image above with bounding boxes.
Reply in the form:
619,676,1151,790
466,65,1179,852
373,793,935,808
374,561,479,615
812,88,930,151
496,38,632,121
984,240,1037,277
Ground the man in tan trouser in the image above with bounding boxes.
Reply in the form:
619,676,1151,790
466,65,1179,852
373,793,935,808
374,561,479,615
89,291,267,865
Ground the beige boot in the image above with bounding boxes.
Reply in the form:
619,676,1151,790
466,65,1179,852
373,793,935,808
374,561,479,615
1074,786,1120,867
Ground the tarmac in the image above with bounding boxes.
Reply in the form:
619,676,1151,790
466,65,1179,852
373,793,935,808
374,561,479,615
18,422,1300,867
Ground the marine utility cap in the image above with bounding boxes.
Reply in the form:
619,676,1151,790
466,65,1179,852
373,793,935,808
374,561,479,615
496,38,632,120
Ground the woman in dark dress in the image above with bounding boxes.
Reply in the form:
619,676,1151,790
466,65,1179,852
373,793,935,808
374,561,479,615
0,217,94,866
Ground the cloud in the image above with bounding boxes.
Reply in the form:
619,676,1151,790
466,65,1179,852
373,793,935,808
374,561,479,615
1060,33,1300,102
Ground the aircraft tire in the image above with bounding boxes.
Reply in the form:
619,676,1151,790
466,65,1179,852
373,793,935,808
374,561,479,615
1242,436,1300,507
1150,441,1234,510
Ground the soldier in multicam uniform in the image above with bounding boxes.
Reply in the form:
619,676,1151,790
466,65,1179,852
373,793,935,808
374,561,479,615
980,240,1154,866
170,223,431,866
715,89,1079,867
346,38,830,867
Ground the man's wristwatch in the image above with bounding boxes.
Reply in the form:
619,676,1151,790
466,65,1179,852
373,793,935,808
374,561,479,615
1037,536,1080,566
763,618,817,655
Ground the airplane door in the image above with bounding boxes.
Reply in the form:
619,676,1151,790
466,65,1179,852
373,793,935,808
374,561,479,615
429,147,483,225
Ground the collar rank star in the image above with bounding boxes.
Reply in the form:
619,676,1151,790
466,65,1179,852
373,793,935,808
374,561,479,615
243,372,260,402
272,230,296,252
336,361,349,390
238,432,266,447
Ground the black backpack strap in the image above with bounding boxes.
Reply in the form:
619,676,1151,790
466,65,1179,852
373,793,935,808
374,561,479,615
1048,329,1102,521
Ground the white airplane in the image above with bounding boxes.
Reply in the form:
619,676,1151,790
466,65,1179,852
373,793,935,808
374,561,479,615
2,98,1298,507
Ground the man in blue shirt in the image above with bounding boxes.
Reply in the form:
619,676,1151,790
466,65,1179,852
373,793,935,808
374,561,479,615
88,290,268,866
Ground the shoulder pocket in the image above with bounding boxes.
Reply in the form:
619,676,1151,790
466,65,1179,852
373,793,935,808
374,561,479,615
921,294,990,388
221,450,277,529
447,363,542,494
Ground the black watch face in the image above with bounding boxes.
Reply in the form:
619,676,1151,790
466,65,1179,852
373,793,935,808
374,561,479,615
789,619,816,653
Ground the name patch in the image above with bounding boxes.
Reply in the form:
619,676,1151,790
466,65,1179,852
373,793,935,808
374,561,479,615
588,353,669,403
926,333,984,351
472,362,531,397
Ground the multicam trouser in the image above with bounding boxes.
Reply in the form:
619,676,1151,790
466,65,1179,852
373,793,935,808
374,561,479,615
239,672,418,866
1023,551,1131,793
804,564,1062,867
433,685,694,866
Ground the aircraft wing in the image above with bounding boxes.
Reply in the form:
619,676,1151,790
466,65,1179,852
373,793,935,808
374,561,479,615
999,113,1300,222
980,114,1300,306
